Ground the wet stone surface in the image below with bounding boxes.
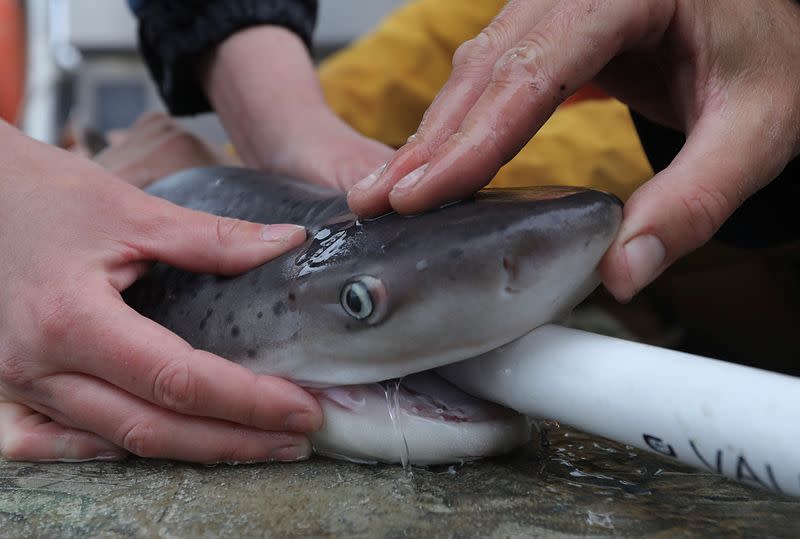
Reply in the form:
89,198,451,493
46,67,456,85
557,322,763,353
2,427,799,538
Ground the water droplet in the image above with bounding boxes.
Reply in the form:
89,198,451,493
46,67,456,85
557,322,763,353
383,378,412,475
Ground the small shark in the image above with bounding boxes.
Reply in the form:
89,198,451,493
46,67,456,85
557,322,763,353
124,167,622,464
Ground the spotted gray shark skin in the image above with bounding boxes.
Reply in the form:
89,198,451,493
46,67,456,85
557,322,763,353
124,166,622,464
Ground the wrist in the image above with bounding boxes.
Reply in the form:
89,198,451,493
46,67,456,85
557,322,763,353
203,25,329,168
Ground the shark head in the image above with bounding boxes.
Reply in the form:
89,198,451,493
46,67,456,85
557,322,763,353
262,186,623,385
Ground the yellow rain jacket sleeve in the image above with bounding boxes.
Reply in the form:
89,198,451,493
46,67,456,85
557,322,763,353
318,0,653,200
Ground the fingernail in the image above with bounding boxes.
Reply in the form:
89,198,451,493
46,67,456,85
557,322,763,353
271,441,311,462
285,410,321,432
260,224,306,243
392,163,429,194
623,234,666,292
351,163,387,192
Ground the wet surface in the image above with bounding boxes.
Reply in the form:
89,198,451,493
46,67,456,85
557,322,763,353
2,426,798,538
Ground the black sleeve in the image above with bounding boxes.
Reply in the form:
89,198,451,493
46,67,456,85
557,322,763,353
132,0,318,116
630,111,800,248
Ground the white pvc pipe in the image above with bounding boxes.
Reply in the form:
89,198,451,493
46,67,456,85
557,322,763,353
438,324,800,496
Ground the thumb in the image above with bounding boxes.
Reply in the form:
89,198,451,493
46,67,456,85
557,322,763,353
599,103,794,302
129,192,307,276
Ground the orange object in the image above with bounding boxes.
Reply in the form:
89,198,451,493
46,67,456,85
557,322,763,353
0,0,25,124
563,85,609,107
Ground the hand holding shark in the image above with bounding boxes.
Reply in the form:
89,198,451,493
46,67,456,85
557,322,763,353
203,27,394,192
0,123,321,463
348,0,800,302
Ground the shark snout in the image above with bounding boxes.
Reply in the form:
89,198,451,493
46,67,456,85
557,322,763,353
494,188,622,297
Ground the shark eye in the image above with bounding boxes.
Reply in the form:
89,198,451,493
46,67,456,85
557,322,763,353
341,282,372,320
340,276,386,323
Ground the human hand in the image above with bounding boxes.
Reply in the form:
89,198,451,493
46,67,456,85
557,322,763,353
0,123,322,463
94,111,239,189
204,26,394,191
347,0,800,301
